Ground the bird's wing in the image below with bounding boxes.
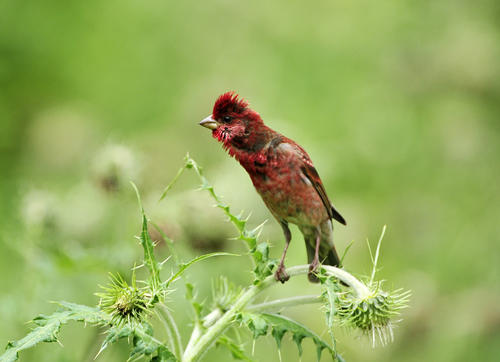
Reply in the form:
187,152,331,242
300,162,346,225
274,139,346,225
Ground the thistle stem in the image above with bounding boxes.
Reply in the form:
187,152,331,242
184,324,202,356
321,265,371,299
182,285,262,362
246,294,322,312
182,264,369,361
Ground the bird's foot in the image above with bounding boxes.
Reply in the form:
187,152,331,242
274,264,290,284
308,260,320,283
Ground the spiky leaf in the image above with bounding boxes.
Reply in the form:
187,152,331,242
1,303,106,362
131,324,176,361
239,312,343,361
181,155,277,281
131,182,162,295
97,325,134,357
240,313,268,339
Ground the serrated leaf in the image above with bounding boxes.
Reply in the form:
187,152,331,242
97,323,177,362
131,324,157,358
252,242,276,281
152,346,177,362
240,312,340,360
292,333,306,356
98,325,134,357
271,326,287,350
1,303,106,362
240,313,268,339
259,313,337,362
216,336,254,362
253,242,269,262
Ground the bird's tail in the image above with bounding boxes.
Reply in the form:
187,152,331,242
323,245,342,268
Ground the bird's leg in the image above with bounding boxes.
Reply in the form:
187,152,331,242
308,228,321,278
275,221,291,283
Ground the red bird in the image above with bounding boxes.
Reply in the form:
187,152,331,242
200,92,346,283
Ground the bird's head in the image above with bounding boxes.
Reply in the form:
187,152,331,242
199,92,264,149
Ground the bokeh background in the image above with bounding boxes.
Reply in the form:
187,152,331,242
1,0,499,361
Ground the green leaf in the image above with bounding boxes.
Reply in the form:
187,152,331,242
239,313,268,339
340,240,354,265
159,164,187,201
152,346,177,362
131,323,176,361
261,313,338,361
240,311,341,360
216,336,254,362
130,182,161,294
252,242,276,281
185,283,203,324
131,324,157,358
150,220,179,267
165,252,237,288
97,323,177,361
97,325,134,358
271,326,287,350
1,303,106,362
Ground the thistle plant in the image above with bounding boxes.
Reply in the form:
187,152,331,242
1,154,410,362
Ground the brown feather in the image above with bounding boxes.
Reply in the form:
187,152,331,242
300,164,346,225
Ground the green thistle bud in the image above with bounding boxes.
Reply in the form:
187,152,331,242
335,282,411,346
96,273,149,326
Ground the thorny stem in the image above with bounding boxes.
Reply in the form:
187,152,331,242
182,264,369,361
182,283,265,362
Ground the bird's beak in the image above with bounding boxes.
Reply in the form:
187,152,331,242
199,115,218,130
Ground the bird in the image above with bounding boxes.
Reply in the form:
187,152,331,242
199,92,346,283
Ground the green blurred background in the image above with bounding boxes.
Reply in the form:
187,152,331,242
1,0,499,361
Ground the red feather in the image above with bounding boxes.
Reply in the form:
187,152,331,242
213,91,248,120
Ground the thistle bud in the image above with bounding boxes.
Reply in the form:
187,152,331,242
96,273,148,326
335,282,411,346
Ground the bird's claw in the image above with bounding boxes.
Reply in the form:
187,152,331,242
308,261,320,282
274,265,290,284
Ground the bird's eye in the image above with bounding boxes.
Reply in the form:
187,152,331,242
222,116,232,123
